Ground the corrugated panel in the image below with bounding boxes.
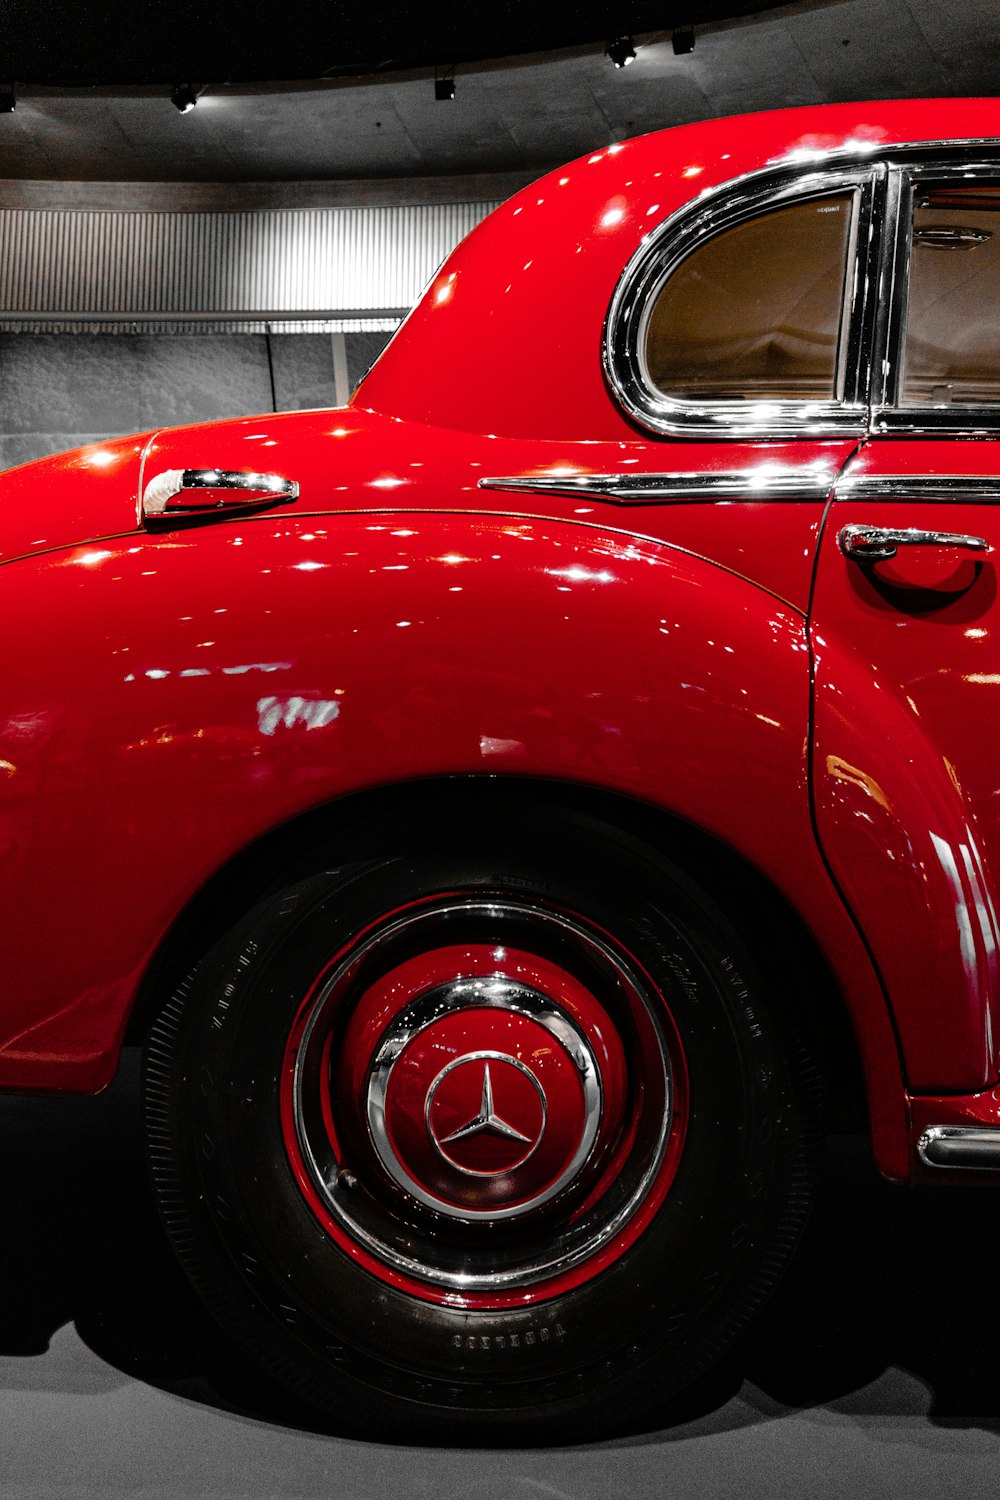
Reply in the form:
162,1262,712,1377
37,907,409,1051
0,315,403,335
0,203,498,320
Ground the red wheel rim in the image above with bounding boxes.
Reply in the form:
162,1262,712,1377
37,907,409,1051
280,896,688,1308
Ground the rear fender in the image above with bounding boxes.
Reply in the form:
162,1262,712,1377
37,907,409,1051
0,508,905,1170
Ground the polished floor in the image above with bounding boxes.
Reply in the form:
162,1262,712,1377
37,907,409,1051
2,1055,998,1499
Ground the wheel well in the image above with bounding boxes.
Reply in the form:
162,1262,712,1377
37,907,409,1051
126,775,866,1130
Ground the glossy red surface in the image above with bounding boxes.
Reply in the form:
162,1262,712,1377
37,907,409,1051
358,99,1000,442
20,100,1000,1188
813,442,1000,1092
0,432,148,562
0,504,814,1078
141,411,847,609
0,489,906,1168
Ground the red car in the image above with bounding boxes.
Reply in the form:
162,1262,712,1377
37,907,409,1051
4,96,1000,1438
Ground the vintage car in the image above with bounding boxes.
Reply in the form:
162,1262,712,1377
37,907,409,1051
4,96,1000,1437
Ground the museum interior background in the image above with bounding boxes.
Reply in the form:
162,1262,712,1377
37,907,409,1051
1,0,998,470
7,5,1000,1495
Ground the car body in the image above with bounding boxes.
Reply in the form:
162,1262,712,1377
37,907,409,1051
5,97,1000,1434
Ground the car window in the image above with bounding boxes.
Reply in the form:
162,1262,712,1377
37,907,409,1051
900,185,1000,406
643,192,857,404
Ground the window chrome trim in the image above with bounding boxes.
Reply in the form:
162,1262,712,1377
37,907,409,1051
873,156,1000,435
479,464,838,504
605,138,1000,442
604,162,883,441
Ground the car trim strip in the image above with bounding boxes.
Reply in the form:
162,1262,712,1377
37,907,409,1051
918,1125,1000,1169
479,467,837,503
837,474,1000,502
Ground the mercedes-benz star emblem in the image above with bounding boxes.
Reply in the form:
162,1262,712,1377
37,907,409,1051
439,1063,533,1148
425,1051,547,1177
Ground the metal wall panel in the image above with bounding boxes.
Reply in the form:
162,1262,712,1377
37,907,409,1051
0,203,498,326
0,316,404,334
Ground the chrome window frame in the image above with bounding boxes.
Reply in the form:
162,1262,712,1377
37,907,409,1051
874,154,1000,435
604,161,884,441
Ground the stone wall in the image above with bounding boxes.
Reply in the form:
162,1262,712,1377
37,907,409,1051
0,330,393,471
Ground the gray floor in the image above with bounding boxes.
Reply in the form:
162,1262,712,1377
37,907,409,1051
2,1060,998,1499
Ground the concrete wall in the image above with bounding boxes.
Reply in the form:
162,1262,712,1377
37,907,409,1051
0,330,393,470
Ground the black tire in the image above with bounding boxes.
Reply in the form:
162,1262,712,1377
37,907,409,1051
142,796,820,1441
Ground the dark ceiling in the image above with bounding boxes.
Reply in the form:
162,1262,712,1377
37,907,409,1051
0,0,995,193
2,1,837,85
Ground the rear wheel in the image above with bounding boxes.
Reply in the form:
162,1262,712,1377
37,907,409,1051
143,799,820,1439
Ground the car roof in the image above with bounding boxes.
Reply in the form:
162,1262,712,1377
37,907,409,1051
355,98,1000,442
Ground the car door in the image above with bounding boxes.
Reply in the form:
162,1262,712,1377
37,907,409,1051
811,160,1000,1097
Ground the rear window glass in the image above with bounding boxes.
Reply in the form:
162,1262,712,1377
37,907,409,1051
643,193,857,403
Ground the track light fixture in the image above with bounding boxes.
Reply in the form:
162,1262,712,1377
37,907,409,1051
606,37,637,68
0,84,15,113
672,28,695,55
170,83,198,114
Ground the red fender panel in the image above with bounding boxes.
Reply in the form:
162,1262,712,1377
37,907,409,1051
0,508,907,1173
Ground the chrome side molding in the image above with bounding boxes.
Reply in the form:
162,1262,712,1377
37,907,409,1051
479,466,836,505
837,473,1000,502
917,1125,1000,1169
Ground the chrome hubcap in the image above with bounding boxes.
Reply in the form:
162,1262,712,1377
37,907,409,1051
366,976,603,1220
283,898,680,1298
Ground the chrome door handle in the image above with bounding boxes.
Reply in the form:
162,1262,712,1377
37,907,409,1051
143,468,299,520
838,523,991,565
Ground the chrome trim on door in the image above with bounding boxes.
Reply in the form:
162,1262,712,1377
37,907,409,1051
142,467,299,519
918,1125,1000,1169
838,474,1000,502
479,465,837,504
839,523,990,564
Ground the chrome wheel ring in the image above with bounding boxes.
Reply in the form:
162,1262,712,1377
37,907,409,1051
282,897,685,1301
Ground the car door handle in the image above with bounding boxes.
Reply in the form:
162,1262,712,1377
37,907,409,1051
143,468,299,521
838,523,991,565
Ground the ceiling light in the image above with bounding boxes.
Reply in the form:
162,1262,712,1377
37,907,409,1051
606,37,637,68
434,74,455,101
672,28,695,55
0,85,15,113
170,83,198,114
